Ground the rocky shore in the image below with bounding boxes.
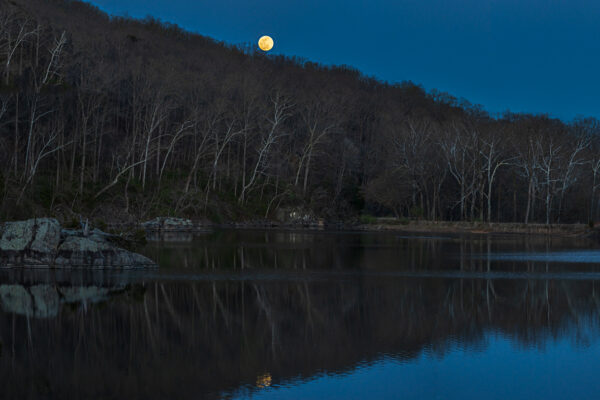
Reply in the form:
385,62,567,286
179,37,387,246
0,218,156,268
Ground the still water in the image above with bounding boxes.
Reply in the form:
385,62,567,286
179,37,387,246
1,230,600,399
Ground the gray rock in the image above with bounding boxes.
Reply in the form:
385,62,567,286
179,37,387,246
0,218,156,268
55,233,155,268
141,217,161,230
142,217,194,231
0,218,61,265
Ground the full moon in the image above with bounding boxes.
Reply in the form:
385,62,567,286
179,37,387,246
258,35,274,52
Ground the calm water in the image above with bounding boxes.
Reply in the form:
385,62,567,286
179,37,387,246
2,230,600,399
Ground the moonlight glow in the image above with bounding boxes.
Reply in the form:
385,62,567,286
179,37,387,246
258,35,274,52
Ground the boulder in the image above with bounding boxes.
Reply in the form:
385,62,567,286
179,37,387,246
54,233,155,267
0,218,156,268
0,218,61,265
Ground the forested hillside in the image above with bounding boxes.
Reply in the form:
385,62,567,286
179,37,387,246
1,0,599,224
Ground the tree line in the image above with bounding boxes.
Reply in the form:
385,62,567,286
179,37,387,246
1,0,599,224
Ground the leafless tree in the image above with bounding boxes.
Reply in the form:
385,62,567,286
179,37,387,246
239,92,292,204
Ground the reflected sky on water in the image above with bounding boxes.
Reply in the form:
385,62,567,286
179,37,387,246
234,332,600,400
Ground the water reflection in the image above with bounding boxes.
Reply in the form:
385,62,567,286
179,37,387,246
0,230,599,399
1,276,599,398
0,284,127,318
143,230,600,275
146,231,195,242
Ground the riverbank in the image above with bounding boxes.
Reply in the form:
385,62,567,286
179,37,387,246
54,215,595,238
214,218,593,237
353,219,590,236
167,219,592,236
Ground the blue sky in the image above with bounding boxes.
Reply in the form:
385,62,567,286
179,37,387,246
87,0,600,120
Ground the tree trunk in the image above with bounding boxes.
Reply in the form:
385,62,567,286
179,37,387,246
13,93,18,176
302,149,312,195
79,126,87,194
524,177,532,224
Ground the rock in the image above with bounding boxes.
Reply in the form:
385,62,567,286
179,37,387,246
0,218,156,268
142,217,194,231
55,233,155,268
0,218,61,265
142,217,211,241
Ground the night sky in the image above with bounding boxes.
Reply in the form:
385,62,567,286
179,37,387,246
87,0,600,120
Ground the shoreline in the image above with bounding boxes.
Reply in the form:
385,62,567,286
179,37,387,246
130,218,594,237
351,220,591,236
11,215,591,238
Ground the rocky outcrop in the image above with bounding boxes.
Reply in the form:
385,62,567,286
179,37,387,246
54,233,154,267
0,218,156,268
0,218,61,265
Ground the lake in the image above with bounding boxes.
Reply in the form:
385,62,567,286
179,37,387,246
1,230,600,399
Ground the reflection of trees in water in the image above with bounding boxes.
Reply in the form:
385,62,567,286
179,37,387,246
144,231,598,274
0,276,599,399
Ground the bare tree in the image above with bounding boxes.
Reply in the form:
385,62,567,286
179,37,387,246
537,137,562,225
513,132,542,224
0,11,37,85
295,97,337,195
480,127,514,222
440,120,482,220
17,120,71,203
239,92,292,204
555,134,589,222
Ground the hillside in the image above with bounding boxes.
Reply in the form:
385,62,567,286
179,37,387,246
0,0,599,225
